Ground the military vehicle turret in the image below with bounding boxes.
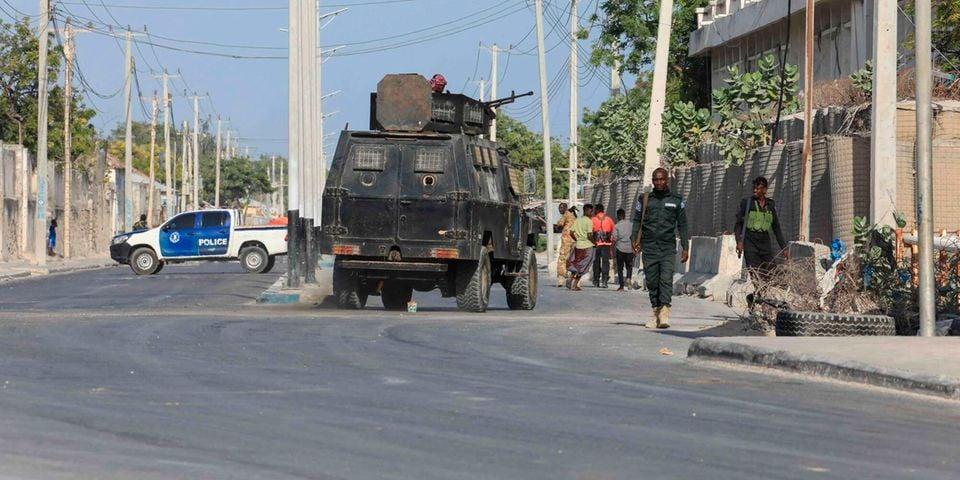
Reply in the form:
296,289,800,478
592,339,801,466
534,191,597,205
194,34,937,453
319,74,538,312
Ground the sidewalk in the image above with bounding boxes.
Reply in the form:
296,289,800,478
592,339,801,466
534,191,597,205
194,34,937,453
0,256,117,282
689,337,960,400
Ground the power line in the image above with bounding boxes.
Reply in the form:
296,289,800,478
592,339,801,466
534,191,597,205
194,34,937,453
59,0,420,11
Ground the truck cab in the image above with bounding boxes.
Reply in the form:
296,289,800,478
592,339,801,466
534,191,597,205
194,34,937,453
319,74,538,312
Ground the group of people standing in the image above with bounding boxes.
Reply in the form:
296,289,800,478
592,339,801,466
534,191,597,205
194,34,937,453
554,168,787,330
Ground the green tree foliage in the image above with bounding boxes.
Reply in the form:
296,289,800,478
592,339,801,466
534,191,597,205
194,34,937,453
590,0,710,106
712,55,799,166
199,154,272,208
903,0,960,72
579,86,649,175
495,114,568,200
658,101,710,166
0,17,97,166
850,60,874,97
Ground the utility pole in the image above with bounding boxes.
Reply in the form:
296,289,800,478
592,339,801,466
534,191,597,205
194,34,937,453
568,0,579,206
799,0,815,240
191,94,201,210
279,159,285,213
147,92,158,225
534,0,555,269
123,28,135,232
288,0,303,288
489,44,499,141
62,17,75,258
35,0,50,264
153,71,178,219
610,44,622,97
271,155,277,213
472,79,487,102
915,0,935,337
215,116,222,207
642,0,673,186
180,121,189,210
870,0,897,226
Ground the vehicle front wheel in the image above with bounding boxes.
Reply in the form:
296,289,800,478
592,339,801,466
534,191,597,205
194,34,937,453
456,252,491,313
506,246,537,310
240,246,269,273
381,282,413,311
261,255,277,274
130,248,160,276
333,266,367,309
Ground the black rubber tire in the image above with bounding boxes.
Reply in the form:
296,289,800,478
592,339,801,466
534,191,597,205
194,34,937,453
506,246,538,310
776,310,896,336
261,255,276,274
381,283,413,311
240,246,270,274
333,266,367,309
130,248,160,276
456,253,491,313
154,261,165,274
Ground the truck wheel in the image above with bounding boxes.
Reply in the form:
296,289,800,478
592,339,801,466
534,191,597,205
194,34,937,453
776,311,896,336
130,248,160,276
381,283,413,311
333,266,367,309
154,261,165,274
506,247,537,310
261,255,277,274
240,246,269,273
456,253,491,313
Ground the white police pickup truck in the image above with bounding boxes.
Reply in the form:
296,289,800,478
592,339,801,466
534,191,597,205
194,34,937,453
110,209,287,275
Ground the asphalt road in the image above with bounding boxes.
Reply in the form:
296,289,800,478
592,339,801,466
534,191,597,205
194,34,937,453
0,262,956,479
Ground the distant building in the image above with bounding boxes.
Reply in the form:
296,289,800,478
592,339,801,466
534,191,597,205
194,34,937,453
688,0,911,99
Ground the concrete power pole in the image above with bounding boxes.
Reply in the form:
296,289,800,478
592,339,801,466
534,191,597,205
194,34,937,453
915,0,935,336
35,0,50,265
642,0,673,186
180,121,188,210
271,155,277,213
123,29,135,232
154,71,178,219
215,116,222,207
798,0,816,240
147,93,158,226
534,0,555,269
288,0,303,288
62,17,75,258
489,44,499,141
191,95,201,210
568,0,579,206
871,0,897,227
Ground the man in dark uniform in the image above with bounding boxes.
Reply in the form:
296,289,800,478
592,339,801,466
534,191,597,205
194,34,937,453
632,168,690,329
735,176,789,283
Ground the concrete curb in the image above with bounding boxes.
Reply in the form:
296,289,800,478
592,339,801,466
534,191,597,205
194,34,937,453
688,338,960,400
0,259,116,282
256,277,301,304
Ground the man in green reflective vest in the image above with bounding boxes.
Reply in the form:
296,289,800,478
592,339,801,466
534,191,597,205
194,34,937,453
735,176,789,283
631,168,690,329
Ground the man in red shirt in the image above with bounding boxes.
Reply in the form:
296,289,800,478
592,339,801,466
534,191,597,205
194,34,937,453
591,203,615,288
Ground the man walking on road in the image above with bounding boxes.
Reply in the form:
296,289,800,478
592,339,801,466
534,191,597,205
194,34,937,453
611,208,634,291
632,168,689,329
554,202,577,287
591,204,615,288
735,176,789,283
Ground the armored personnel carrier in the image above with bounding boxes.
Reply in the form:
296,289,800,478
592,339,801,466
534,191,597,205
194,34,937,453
319,74,538,312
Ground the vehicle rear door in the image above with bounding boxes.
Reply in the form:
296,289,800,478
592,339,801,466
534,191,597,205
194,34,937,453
397,142,458,243
159,213,199,257
337,142,401,242
198,211,231,256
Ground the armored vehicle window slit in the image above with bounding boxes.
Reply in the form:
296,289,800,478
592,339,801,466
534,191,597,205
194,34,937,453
351,145,386,171
415,147,447,173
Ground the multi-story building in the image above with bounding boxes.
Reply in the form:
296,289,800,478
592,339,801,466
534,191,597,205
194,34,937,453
688,0,911,95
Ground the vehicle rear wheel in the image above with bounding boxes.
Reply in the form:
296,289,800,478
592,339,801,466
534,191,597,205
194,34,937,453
506,246,537,310
333,266,367,309
240,246,269,273
456,252,491,313
130,248,160,276
261,255,277,274
154,261,165,274
381,282,413,311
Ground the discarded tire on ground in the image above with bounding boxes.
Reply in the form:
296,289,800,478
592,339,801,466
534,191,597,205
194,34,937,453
776,310,896,337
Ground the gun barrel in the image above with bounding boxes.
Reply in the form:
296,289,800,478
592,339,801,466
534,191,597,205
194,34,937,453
485,90,534,108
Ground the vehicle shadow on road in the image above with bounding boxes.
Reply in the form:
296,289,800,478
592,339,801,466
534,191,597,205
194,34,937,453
643,318,759,339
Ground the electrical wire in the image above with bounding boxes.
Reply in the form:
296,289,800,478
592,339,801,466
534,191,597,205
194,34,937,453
59,0,420,11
